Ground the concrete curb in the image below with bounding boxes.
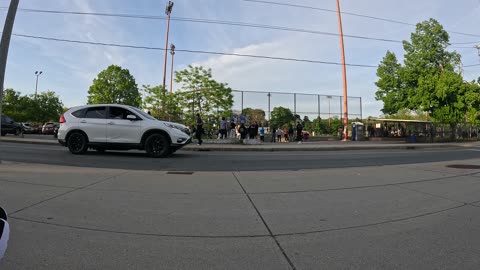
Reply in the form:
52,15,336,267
182,144,466,152
2,137,477,152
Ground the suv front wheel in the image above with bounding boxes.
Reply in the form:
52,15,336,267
145,133,170,158
67,132,88,155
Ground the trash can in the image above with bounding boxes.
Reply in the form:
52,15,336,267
410,134,416,143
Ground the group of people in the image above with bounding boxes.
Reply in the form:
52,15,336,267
193,114,308,145
272,122,305,144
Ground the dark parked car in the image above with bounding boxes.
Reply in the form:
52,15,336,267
1,115,22,136
21,123,34,134
42,122,57,135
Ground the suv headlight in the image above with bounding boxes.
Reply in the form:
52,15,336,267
164,123,189,135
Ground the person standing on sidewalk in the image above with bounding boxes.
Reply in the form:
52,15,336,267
196,113,203,145
296,122,303,144
288,125,294,142
271,127,276,142
276,127,283,143
219,117,227,139
259,126,265,142
254,121,259,139
229,119,236,138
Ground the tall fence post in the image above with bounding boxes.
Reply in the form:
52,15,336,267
294,93,296,116
317,95,320,118
241,91,244,113
360,97,363,121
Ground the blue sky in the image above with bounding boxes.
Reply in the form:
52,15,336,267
1,0,479,117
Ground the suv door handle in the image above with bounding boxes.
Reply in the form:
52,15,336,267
108,122,115,125
80,120,87,123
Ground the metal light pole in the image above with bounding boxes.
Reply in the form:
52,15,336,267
327,96,332,129
169,44,175,94
336,0,349,141
0,0,20,165
162,1,174,91
267,92,271,122
34,71,42,99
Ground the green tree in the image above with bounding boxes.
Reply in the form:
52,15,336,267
142,85,184,122
375,19,470,132
28,91,64,123
175,65,233,125
1,89,30,122
242,108,266,124
270,107,294,128
375,51,404,114
88,65,141,107
2,89,63,123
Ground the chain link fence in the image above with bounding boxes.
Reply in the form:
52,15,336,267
231,90,363,122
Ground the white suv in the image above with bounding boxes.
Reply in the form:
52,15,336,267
57,104,191,157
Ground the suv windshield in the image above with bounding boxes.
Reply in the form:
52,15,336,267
130,107,156,120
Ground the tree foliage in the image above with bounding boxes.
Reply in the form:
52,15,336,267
270,107,294,128
375,18,480,126
175,65,233,125
142,85,183,122
88,65,141,107
2,89,64,123
242,108,266,124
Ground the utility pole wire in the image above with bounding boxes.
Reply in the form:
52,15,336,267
10,33,480,68
242,0,480,38
0,7,476,45
11,33,377,67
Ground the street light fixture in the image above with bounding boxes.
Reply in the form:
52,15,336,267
34,70,43,99
162,1,174,91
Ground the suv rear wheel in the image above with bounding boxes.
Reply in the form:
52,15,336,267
145,133,170,158
67,132,88,155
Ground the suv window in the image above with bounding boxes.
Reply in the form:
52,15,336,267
108,107,138,120
71,109,86,118
85,107,106,119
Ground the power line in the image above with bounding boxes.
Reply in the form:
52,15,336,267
1,7,475,45
11,33,378,67
13,33,479,68
0,7,402,44
242,0,480,39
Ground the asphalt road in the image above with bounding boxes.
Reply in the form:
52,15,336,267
1,142,479,171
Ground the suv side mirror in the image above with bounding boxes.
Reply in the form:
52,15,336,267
126,115,137,120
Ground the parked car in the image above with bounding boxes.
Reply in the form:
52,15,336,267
32,124,42,134
1,115,22,136
21,123,34,134
57,104,191,157
42,122,57,135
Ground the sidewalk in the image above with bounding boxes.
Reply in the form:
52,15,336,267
1,135,479,152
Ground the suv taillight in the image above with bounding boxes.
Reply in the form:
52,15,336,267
59,114,66,123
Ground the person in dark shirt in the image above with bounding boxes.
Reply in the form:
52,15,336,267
196,113,203,145
296,122,303,144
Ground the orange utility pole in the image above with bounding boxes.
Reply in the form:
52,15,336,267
336,0,349,141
